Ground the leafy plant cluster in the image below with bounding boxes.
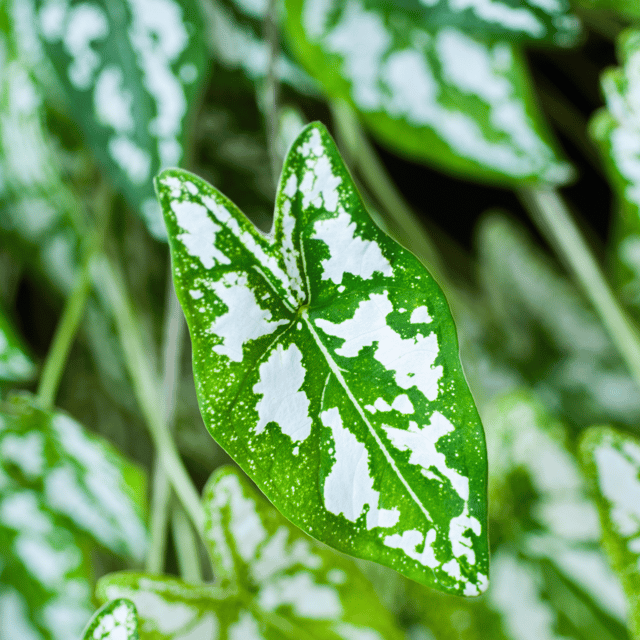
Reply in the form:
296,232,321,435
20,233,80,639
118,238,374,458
1,0,640,639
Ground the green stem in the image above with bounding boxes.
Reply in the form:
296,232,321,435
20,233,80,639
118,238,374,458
520,187,640,389
171,503,204,583
146,270,188,574
36,257,93,409
264,0,281,186
36,187,111,409
93,255,205,535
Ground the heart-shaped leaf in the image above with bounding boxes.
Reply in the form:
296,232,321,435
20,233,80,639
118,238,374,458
590,31,640,315
81,600,139,640
0,394,148,640
0,306,35,383
284,0,572,185
157,122,488,595
580,426,640,640
32,0,207,239
361,0,581,45
98,464,407,640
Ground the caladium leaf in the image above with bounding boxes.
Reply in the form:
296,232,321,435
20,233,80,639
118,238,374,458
158,122,488,595
580,426,640,639
0,394,148,640
98,464,407,640
0,306,35,383
590,31,640,315
81,600,139,640
482,392,629,638
284,0,572,186
32,0,207,239
362,0,581,45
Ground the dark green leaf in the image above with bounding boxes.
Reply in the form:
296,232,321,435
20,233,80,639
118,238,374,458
284,0,572,185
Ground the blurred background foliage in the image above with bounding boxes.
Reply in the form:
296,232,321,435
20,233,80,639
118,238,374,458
2,0,640,638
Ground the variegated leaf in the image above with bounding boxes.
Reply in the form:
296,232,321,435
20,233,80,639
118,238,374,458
32,0,207,239
158,122,488,595
97,464,407,640
362,0,581,45
0,394,148,640
580,427,640,640
482,392,629,640
0,306,35,383
82,600,139,640
284,0,572,185
590,31,640,315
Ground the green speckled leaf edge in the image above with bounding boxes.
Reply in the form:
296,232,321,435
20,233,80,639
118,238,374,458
82,599,139,640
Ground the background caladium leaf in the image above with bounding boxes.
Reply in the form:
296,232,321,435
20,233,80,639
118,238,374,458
482,392,629,640
98,464,407,640
31,0,208,239
81,600,139,640
0,394,148,640
580,426,640,640
158,122,488,595
590,31,640,315
0,305,36,383
283,0,572,186
362,0,581,45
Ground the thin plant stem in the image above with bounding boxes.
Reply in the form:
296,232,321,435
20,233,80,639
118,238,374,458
520,187,640,389
330,100,445,283
146,268,189,574
264,0,281,186
36,187,111,409
93,255,205,535
171,503,204,584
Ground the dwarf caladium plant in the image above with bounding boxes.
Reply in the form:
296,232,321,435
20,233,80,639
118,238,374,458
98,465,409,639
157,122,488,595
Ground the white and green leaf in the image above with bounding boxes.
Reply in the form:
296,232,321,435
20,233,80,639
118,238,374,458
482,392,629,640
580,426,640,640
32,0,207,239
158,122,488,595
590,31,640,314
81,600,139,640
0,394,148,640
284,0,572,185
98,464,407,640
0,306,36,383
361,0,581,45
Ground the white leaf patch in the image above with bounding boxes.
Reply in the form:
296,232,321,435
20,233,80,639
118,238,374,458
313,208,392,284
298,128,342,212
383,528,438,568
209,272,288,362
253,343,312,442
315,292,442,401
321,408,400,530
365,395,414,414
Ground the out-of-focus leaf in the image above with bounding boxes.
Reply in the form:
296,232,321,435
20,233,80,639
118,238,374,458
98,465,409,640
482,392,629,640
284,0,572,185
0,305,35,383
158,123,488,595
32,0,208,239
476,213,640,429
363,0,581,45
572,0,640,19
580,426,640,639
590,31,640,314
81,600,139,640
0,394,148,640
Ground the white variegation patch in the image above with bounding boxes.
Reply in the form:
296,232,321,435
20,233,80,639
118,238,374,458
209,272,288,362
253,344,312,442
321,407,400,530
313,208,392,284
315,292,442,401
383,528,438,567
